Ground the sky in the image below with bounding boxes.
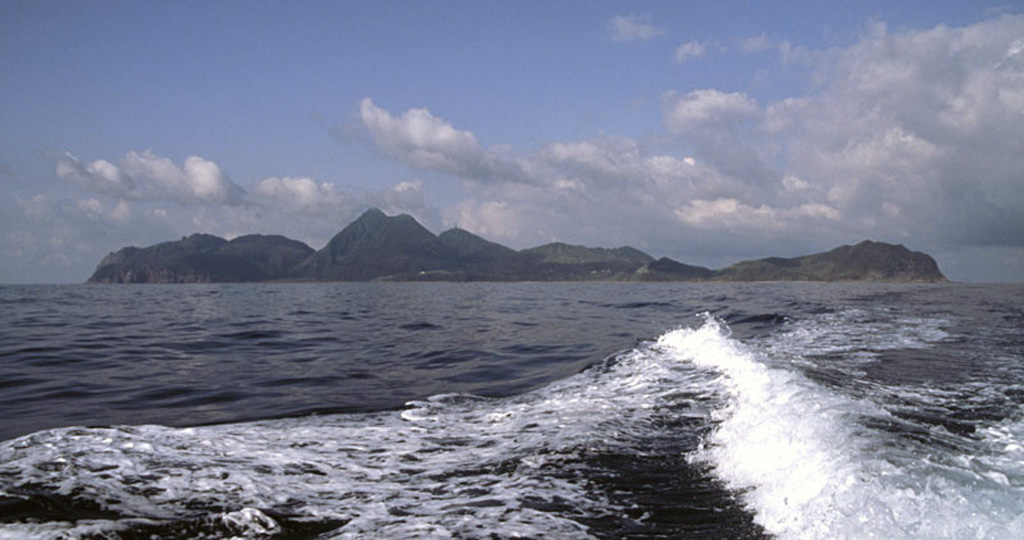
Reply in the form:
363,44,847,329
2,0,1023,283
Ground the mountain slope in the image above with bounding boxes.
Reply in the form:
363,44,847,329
522,243,653,265
517,242,655,280
292,209,459,281
86,209,948,283
437,228,529,280
87,234,313,283
714,240,946,282
632,257,716,281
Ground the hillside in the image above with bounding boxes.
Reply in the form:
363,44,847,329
714,241,946,282
291,208,459,281
88,234,314,283
87,209,948,283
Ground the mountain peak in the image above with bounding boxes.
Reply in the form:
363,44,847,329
87,212,946,283
295,208,455,280
355,207,387,222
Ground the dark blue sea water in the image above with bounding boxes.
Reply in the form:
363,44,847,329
1,282,1022,538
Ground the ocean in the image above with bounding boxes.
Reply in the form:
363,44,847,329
0,282,1022,539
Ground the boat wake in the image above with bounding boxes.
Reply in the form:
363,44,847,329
1,313,1021,538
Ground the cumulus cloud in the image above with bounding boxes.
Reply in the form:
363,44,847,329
75,198,131,223
674,198,839,232
674,41,707,63
23,15,1024,282
247,172,438,243
766,15,1024,247
355,98,785,253
608,14,664,42
355,100,751,220
347,14,1024,276
663,89,761,132
662,89,777,192
253,176,341,213
357,98,527,184
12,138,452,282
653,13,1021,251
56,150,244,205
435,17,1024,271
50,143,440,251
444,200,526,245
120,151,243,204
56,152,135,199
538,136,747,203
430,135,767,254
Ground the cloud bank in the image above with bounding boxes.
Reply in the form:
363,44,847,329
351,15,1024,272
7,14,1024,282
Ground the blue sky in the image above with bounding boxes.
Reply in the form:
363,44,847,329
2,0,1022,282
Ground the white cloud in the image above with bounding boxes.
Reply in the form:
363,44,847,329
661,89,776,191
740,34,774,53
769,14,1024,246
74,198,131,223
663,89,760,133
674,41,707,63
782,174,809,191
77,198,103,214
423,133,763,253
10,145,447,282
247,173,438,245
674,198,839,232
540,136,714,199
57,150,245,205
109,200,131,222
56,152,135,198
608,14,664,42
381,179,432,219
355,101,759,235
355,96,775,251
254,176,339,212
358,98,526,184
422,16,1024,267
19,15,1024,283
121,151,244,204
443,200,525,245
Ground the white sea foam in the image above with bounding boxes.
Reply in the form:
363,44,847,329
0,320,721,538
660,314,1024,539
766,308,951,361
2,312,1021,539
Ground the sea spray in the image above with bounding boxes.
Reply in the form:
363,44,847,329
3,284,1023,538
662,314,1024,539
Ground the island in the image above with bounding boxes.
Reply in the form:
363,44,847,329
87,208,947,283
